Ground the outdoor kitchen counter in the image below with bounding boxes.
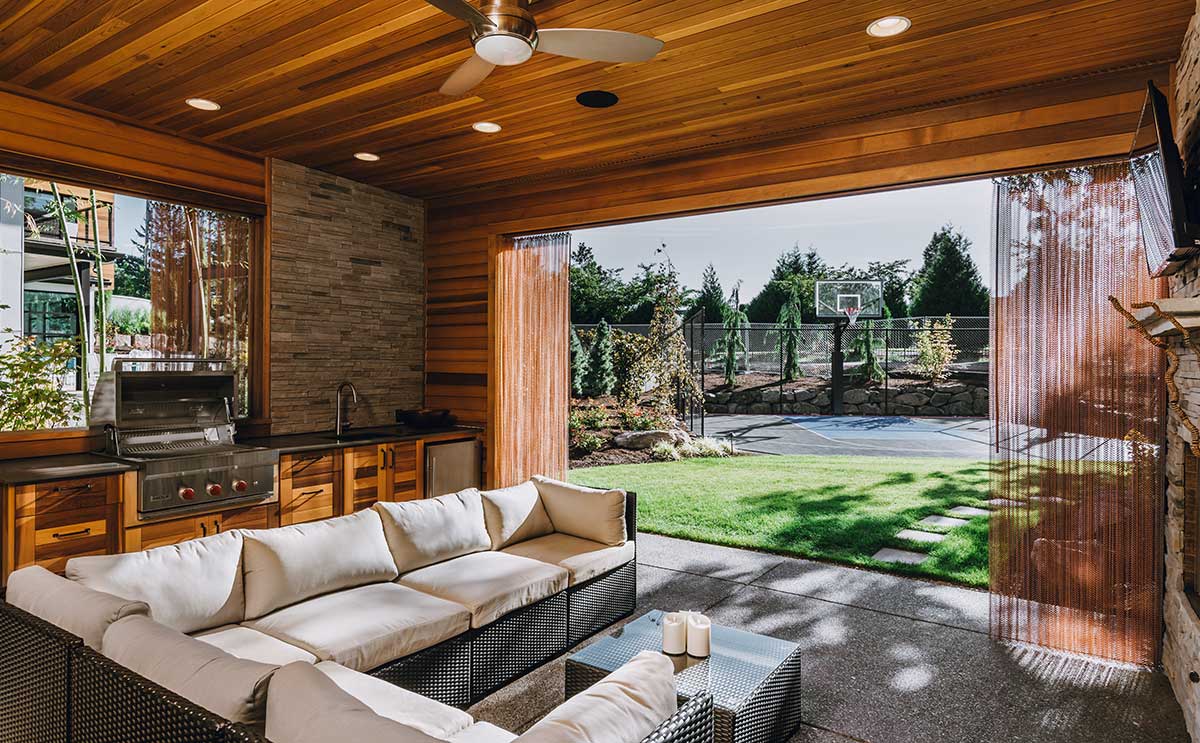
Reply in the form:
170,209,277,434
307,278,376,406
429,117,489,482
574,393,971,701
239,424,483,454
0,453,136,485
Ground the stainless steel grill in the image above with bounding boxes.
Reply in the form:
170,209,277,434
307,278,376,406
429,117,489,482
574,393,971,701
95,359,278,518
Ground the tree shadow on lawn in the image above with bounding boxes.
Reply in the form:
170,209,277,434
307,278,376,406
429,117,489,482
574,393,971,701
663,463,992,585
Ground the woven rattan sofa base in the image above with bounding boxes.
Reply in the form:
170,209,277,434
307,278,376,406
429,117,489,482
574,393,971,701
370,634,473,707
567,559,637,646
0,603,74,742
469,589,569,702
642,693,714,743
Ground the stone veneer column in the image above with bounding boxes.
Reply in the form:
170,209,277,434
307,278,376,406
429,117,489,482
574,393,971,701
268,160,425,434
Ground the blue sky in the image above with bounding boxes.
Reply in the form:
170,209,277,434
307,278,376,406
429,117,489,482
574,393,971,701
573,178,995,299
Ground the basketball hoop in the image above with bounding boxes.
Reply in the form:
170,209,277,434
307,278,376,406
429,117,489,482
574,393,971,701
843,306,861,327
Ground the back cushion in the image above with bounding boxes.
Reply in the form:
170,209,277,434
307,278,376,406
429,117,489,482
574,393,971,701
374,489,491,573
67,530,244,634
480,481,554,549
6,565,149,650
266,662,444,743
242,509,398,620
103,614,279,728
532,476,627,546
516,650,676,743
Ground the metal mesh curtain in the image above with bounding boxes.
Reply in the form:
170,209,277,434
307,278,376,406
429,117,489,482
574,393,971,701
990,161,1166,665
493,231,571,487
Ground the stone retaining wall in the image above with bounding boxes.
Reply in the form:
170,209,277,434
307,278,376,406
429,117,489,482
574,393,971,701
705,378,988,417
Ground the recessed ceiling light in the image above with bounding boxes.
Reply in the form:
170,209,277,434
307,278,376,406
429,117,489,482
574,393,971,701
472,121,502,133
866,15,911,37
576,90,619,109
185,97,221,111
354,152,381,162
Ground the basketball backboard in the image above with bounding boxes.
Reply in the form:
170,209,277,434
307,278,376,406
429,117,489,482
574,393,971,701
815,280,884,320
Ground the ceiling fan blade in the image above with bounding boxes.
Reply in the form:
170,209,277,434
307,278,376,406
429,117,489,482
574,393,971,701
536,28,663,63
439,54,496,95
422,0,495,29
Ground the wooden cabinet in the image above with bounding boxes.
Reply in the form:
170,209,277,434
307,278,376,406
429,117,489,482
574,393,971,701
342,445,383,513
6,475,121,576
280,450,341,525
124,503,277,552
384,440,422,502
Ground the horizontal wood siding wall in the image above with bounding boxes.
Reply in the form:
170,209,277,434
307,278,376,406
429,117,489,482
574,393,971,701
424,68,1166,484
0,86,266,213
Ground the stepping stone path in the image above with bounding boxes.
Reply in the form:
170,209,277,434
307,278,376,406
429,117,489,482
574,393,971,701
873,504,993,567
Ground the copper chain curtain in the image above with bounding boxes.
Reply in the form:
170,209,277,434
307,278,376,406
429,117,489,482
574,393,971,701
990,161,1165,665
493,232,571,487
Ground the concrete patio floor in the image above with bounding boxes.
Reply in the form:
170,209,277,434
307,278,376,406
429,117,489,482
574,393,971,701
470,533,1189,743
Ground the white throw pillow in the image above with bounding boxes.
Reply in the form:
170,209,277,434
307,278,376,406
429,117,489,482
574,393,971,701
516,650,677,743
374,489,491,573
103,615,278,728
67,529,244,634
266,661,445,743
531,476,627,547
241,509,399,620
480,481,554,549
6,565,149,649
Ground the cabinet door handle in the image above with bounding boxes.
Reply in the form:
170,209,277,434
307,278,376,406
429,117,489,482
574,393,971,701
201,522,207,537
51,527,91,540
299,489,324,497
214,521,221,534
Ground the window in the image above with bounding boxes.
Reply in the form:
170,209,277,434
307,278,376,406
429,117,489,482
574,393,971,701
0,172,260,432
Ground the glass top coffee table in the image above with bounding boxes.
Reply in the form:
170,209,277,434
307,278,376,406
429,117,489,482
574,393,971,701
565,610,803,743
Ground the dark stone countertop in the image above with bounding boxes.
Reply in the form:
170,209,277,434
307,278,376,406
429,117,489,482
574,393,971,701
0,453,137,485
238,424,482,454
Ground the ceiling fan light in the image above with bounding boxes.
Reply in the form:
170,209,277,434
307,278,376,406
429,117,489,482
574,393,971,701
474,33,534,66
866,16,911,37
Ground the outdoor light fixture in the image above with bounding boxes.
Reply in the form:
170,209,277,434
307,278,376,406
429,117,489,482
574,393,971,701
866,16,911,37
354,152,381,162
185,98,221,111
472,121,502,133
474,34,534,66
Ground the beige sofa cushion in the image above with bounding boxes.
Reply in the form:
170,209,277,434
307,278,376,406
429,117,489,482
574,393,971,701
502,534,635,585
6,565,149,649
67,530,244,634
103,614,278,728
480,481,554,549
398,551,568,628
193,624,317,666
315,661,474,739
374,490,491,573
241,509,399,619
266,662,444,743
531,476,626,547
516,651,677,743
245,582,470,672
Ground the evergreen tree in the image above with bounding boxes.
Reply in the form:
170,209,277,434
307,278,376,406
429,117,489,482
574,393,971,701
774,285,804,381
570,243,628,323
865,259,911,318
569,326,589,398
908,225,988,316
584,319,616,397
691,263,727,321
712,300,749,387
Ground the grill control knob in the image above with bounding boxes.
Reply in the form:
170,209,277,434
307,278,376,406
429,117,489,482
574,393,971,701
233,480,248,493
179,487,196,500
207,483,222,497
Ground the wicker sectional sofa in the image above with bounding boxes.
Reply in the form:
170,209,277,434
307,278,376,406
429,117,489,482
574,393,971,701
0,476,712,743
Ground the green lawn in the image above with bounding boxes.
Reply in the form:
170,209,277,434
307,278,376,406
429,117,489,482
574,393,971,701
570,455,991,587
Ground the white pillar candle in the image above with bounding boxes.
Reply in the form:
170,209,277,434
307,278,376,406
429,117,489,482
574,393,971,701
686,613,712,658
662,612,687,655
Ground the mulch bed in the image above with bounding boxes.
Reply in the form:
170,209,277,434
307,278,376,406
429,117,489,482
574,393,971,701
570,447,655,468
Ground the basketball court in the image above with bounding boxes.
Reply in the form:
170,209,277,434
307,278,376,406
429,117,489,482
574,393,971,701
704,414,992,458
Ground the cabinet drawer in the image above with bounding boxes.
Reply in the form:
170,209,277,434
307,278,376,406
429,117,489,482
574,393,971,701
30,506,114,574
282,481,336,525
34,477,110,514
220,504,276,531
127,517,202,552
282,451,338,480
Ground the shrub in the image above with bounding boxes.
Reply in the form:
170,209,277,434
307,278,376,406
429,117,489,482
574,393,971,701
712,304,749,386
650,441,680,461
572,431,606,453
616,406,673,431
914,315,958,382
611,329,652,403
0,335,84,431
108,306,150,336
691,437,729,458
570,405,609,432
570,326,589,398
584,319,616,396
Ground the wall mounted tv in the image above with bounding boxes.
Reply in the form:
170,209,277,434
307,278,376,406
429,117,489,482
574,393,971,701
1130,81,1200,277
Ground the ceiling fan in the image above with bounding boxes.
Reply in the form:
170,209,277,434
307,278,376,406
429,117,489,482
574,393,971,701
426,0,664,95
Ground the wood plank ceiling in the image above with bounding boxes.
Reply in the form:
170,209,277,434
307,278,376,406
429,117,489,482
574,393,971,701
0,0,1192,199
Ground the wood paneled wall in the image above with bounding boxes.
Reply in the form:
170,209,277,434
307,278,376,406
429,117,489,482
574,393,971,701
425,67,1167,485
0,85,266,213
